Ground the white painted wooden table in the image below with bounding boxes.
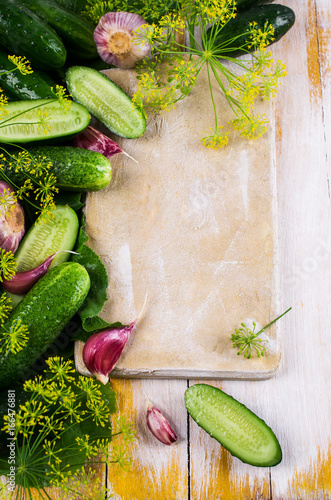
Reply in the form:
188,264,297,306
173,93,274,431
105,2,331,498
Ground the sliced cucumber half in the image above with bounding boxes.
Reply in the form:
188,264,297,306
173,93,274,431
185,384,282,467
0,99,90,143
66,66,146,139
15,205,79,273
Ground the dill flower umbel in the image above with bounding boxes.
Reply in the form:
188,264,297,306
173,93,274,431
131,0,287,148
0,357,135,500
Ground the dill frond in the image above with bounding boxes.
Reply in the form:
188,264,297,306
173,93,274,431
131,0,287,148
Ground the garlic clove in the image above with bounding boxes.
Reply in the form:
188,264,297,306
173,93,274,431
0,181,25,253
82,322,136,384
146,403,178,445
2,250,77,295
93,11,151,69
73,126,137,162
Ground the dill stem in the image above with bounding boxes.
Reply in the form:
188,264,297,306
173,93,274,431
255,307,292,338
0,99,57,128
206,61,218,131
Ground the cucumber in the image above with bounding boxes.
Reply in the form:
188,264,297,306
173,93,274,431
14,204,79,273
0,262,90,390
47,0,88,14
0,0,66,70
185,384,282,467
2,146,112,192
19,0,98,60
66,66,146,139
236,0,275,10
0,48,57,101
206,4,295,58
29,146,112,191
0,98,90,144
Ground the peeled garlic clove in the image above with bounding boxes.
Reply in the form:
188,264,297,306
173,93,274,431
146,403,178,445
0,181,25,253
93,11,151,69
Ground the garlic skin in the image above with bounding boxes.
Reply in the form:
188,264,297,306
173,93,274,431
0,181,25,253
82,321,137,384
93,12,151,68
2,250,76,295
146,403,178,445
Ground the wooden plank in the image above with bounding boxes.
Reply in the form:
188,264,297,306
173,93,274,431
107,379,188,500
265,0,331,498
189,380,271,500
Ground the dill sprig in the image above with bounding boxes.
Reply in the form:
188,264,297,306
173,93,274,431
0,357,135,500
0,148,59,220
0,249,16,281
231,307,292,359
131,0,287,148
82,0,178,26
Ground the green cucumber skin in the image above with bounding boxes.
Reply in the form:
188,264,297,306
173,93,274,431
0,48,57,101
0,146,112,191
47,0,87,14
0,262,90,390
28,146,112,191
19,0,98,60
66,66,146,139
15,204,79,273
207,4,295,58
185,384,282,467
236,0,275,11
0,99,90,144
0,0,66,70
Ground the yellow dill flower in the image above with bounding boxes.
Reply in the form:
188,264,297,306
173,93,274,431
0,249,16,282
232,112,268,140
53,84,72,112
193,0,236,24
36,108,52,135
0,318,29,354
0,293,12,326
86,398,110,427
0,91,8,118
43,439,63,465
8,54,33,75
201,126,229,149
249,21,275,51
0,187,17,217
46,356,76,382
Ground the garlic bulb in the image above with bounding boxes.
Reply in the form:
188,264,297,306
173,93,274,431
93,11,151,68
0,181,25,253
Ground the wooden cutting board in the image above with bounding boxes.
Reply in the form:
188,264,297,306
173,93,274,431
84,65,280,379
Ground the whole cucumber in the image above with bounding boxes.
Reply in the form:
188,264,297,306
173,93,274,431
1,146,112,191
0,262,91,390
206,4,295,58
0,0,66,70
0,48,57,100
19,0,98,60
28,146,113,191
236,0,275,11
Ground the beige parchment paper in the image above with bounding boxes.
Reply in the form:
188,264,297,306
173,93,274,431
83,65,280,379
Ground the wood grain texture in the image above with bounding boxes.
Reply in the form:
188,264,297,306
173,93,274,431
107,379,188,500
